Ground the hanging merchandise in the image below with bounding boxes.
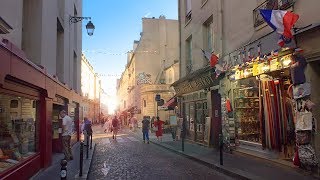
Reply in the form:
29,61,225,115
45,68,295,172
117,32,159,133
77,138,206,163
298,144,319,167
292,82,311,99
293,147,301,166
260,75,289,151
290,54,307,85
296,131,311,145
295,111,313,131
226,98,233,113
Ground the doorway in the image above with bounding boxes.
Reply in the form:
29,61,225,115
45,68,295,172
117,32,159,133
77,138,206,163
210,90,221,148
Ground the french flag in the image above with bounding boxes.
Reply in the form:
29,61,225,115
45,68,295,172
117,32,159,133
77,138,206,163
259,10,299,38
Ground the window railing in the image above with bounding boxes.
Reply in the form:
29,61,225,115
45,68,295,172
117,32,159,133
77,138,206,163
253,0,295,28
185,11,192,24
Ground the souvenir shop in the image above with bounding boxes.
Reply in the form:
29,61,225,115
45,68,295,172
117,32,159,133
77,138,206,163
220,47,318,167
172,66,216,145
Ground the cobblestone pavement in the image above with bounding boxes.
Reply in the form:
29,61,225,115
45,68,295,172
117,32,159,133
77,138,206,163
88,127,233,180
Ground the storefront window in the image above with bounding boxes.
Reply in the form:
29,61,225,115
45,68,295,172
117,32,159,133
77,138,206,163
233,77,261,143
0,94,39,173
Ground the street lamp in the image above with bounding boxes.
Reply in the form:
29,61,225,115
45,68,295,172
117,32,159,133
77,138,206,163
69,16,95,36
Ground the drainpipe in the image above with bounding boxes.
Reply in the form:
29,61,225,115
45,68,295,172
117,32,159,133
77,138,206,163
178,0,182,80
218,0,224,58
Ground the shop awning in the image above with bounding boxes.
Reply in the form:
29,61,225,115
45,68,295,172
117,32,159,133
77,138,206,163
163,97,177,110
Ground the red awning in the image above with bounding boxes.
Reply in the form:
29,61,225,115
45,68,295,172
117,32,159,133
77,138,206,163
163,97,177,108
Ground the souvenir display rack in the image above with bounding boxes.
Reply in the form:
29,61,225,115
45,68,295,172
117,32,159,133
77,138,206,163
233,81,261,143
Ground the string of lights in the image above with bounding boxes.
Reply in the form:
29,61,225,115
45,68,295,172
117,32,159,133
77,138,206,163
82,50,159,56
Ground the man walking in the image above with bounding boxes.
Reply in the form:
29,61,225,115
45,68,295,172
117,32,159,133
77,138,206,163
60,110,73,161
142,116,150,144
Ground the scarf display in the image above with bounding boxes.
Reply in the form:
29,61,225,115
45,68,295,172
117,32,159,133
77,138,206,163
260,76,289,151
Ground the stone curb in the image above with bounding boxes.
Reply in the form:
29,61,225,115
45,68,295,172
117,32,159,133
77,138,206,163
128,130,252,180
75,142,96,180
149,140,252,180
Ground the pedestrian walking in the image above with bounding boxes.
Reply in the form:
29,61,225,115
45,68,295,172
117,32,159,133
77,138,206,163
142,116,150,144
81,117,93,145
154,116,164,142
112,116,119,139
60,110,73,161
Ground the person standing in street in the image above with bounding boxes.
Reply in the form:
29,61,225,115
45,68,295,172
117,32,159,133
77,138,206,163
60,110,73,161
154,116,164,142
81,117,93,146
112,116,119,139
142,116,150,144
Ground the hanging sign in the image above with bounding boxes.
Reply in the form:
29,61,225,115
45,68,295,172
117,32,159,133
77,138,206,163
270,58,281,71
252,62,259,76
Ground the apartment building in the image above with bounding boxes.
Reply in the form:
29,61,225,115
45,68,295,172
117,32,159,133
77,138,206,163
0,0,84,179
175,0,320,170
117,16,179,124
81,54,101,124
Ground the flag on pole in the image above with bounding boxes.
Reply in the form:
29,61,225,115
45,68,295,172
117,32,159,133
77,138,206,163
259,9,299,38
201,49,219,68
257,44,261,56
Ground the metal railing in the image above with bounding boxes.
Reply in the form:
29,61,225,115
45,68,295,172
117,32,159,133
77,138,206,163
253,0,294,28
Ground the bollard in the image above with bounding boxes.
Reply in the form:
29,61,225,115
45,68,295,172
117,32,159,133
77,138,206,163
79,142,84,177
219,134,223,165
90,134,93,149
86,134,89,159
60,159,68,180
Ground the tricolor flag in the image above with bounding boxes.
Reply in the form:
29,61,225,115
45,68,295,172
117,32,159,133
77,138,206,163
201,49,219,68
259,9,299,38
278,37,285,47
257,44,261,56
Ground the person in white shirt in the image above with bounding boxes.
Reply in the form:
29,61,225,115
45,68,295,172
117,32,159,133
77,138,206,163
60,110,73,161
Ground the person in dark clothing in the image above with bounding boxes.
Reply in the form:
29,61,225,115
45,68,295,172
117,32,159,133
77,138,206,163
112,116,119,139
142,116,150,144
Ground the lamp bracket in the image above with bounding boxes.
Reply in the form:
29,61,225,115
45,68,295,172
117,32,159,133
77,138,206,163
69,16,91,24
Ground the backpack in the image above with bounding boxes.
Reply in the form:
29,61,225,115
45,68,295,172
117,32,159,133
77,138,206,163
85,123,93,135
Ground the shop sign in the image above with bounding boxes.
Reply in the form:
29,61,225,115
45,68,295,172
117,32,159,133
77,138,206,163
174,74,214,95
54,96,66,105
158,106,168,110
270,58,281,71
252,62,259,76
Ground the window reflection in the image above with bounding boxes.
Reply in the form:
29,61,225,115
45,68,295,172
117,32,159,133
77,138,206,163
0,94,39,173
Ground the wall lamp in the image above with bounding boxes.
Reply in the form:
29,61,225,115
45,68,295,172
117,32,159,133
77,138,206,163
69,16,95,36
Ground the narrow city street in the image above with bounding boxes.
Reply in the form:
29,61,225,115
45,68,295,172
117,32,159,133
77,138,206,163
88,126,233,180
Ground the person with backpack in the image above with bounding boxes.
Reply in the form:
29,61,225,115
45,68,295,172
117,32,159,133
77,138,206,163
81,117,92,146
112,116,119,139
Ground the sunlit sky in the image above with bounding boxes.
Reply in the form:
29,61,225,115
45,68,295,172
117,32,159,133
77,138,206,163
82,0,178,97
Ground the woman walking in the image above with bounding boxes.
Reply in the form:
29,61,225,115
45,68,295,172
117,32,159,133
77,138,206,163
112,116,119,139
154,116,164,142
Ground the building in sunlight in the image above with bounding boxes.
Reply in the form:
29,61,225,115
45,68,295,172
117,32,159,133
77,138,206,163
81,54,101,124
117,15,179,126
0,0,84,178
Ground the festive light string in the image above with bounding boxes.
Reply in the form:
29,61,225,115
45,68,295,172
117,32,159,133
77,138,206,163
82,50,159,56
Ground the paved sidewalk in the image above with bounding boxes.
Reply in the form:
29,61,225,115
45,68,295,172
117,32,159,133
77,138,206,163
131,129,318,180
30,141,96,180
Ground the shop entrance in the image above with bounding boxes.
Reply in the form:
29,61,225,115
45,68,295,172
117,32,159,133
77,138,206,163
195,101,208,143
52,104,64,153
210,90,221,148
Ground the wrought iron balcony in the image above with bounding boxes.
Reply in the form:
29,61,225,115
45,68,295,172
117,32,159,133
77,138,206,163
253,0,295,28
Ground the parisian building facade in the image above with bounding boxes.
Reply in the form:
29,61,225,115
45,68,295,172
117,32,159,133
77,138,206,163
117,16,179,126
175,0,320,172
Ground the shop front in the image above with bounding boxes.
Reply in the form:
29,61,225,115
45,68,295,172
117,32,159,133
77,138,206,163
0,39,82,179
173,66,217,146
220,45,318,167
0,78,42,179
